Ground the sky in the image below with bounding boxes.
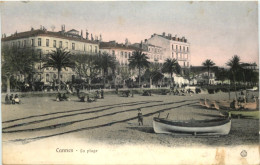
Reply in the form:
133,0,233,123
0,1,258,67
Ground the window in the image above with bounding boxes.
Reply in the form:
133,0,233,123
176,53,178,59
24,40,26,48
46,39,49,47
187,47,189,52
90,45,92,52
46,74,49,82
31,39,35,46
18,41,20,48
176,45,178,50
125,52,127,58
172,45,174,50
187,62,189,67
72,43,75,50
38,38,41,46
121,51,123,58
128,52,131,58
172,52,174,58
95,46,97,53
53,40,56,48
183,46,185,51
84,44,86,51
180,46,181,51
112,50,115,56
59,41,62,48
184,62,186,66
37,49,42,59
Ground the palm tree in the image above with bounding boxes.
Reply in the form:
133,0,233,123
43,48,75,91
162,58,181,87
202,59,215,85
97,52,117,86
128,50,150,87
226,55,241,99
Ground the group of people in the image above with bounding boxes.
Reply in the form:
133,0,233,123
5,94,20,104
56,92,70,101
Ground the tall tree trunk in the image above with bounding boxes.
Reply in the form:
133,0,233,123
208,67,210,85
170,72,173,87
6,76,11,95
150,76,152,88
233,72,237,100
58,69,61,91
138,67,141,88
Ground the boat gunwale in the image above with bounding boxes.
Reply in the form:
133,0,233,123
153,117,231,127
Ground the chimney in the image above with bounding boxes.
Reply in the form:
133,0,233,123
140,40,143,49
91,33,93,41
125,38,129,46
168,33,172,39
81,30,83,37
40,25,42,30
144,39,147,43
100,34,102,42
31,27,34,31
86,29,89,40
61,24,65,32
162,32,165,36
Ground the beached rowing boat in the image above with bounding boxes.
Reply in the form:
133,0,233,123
153,117,231,135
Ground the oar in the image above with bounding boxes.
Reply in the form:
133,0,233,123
166,113,169,119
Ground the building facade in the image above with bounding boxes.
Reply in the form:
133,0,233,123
2,26,99,85
147,32,191,68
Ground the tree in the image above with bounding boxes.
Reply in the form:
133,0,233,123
73,54,100,86
97,52,117,86
162,58,181,87
2,46,39,94
202,59,215,85
128,50,150,87
226,55,242,98
42,48,75,91
145,63,164,87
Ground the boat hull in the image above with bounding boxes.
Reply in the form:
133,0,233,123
153,118,231,135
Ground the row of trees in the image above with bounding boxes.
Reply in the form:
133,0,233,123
2,45,258,93
202,56,258,87
2,47,183,93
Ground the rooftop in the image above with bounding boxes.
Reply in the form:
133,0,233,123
2,29,99,44
100,41,142,51
150,32,188,43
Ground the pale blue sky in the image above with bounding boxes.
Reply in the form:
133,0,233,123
1,1,258,66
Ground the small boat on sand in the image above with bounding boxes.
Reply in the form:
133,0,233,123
153,117,231,135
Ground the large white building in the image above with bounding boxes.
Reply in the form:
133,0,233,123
147,32,191,68
1,25,100,85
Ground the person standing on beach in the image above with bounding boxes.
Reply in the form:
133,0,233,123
137,108,143,126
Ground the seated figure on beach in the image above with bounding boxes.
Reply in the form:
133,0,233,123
14,94,20,104
5,94,11,104
62,93,70,101
56,92,62,101
230,99,239,110
9,94,15,104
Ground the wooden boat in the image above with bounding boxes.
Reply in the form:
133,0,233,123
153,117,231,135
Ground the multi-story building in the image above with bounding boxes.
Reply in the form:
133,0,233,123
99,41,142,67
1,25,99,85
147,32,191,68
132,42,164,63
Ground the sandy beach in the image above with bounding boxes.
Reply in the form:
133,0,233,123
2,91,259,164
